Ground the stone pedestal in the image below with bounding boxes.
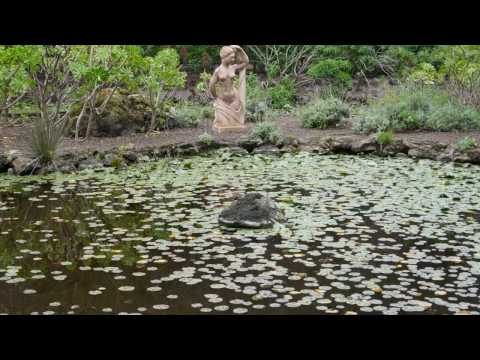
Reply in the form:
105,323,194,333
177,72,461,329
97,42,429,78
212,125,247,135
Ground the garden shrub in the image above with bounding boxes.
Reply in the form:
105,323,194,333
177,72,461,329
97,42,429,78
427,104,480,131
407,62,439,86
307,59,353,87
247,74,269,104
193,71,213,105
245,74,271,122
269,76,295,109
299,97,350,129
455,137,477,153
247,101,270,123
353,85,480,133
198,132,214,146
252,121,282,145
247,45,319,78
169,103,213,129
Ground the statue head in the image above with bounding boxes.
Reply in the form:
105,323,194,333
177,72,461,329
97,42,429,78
220,46,236,65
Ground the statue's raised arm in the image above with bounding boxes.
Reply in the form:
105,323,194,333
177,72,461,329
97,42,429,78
230,45,249,71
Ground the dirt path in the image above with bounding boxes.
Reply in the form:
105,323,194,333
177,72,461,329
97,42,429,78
3,116,480,156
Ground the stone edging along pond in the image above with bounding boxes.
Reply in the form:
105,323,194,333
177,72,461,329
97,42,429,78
1,134,480,176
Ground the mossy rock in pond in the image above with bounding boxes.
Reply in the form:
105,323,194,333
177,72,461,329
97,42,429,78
102,153,126,169
467,148,480,164
219,193,283,229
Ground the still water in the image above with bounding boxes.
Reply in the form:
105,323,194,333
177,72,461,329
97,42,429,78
1,151,480,315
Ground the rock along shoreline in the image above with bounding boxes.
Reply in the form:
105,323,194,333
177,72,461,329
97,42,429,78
1,134,480,177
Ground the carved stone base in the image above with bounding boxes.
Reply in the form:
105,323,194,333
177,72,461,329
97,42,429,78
212,125,247,135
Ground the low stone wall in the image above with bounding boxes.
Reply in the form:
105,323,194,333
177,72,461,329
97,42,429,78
1,135,480,176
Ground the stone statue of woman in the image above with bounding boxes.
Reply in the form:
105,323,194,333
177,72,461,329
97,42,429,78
209,45,249,133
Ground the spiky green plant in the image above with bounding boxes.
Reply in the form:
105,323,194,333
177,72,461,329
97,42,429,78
29,117,67,167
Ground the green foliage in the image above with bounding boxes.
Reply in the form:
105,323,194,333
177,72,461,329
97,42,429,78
247,45,319,78
247,74,269,104
439,45,480,84
25,46,85,134
299,97,350,129
140,48,186,95
307,59,353,87
70,46,142,93
0,46,40,118
195,71,212,93
353,85,480,133
175,45,220,72
245,74,270,122
315,46,379,76
427,103,480,131
376,130,395,147
455,137,477,153
438,45,480,108
138,48,187,131
198,132,215,146
141,46,220,69
313,45,439,79
247,101,270,123
267,63,280,79
252,121,282,145
269,76,295,109
193,71,213,105
407,62,439,86
170,103,212,128
69,45,144,139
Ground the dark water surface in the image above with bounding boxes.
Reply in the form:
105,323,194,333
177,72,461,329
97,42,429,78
1,151,480,315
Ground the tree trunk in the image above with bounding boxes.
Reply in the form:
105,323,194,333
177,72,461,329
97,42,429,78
85,93,97,139
149,109,157,133
147,90,157,133
74,100,89,141
98,87,117,115
85,110,95,139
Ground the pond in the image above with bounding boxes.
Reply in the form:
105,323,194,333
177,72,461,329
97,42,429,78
1,150,480,315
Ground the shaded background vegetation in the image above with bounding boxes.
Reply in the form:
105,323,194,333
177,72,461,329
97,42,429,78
2,45,480,167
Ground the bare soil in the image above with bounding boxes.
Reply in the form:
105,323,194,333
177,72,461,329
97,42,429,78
2,116,480,156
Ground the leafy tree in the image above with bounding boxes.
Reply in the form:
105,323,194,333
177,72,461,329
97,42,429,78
438,45,480,108
26,45,80,166
26,45,80,124
174,45,220,72
0,46,39,120
247,45,319,79
69,45,143,140
138,48,186,132
407,62,438,86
